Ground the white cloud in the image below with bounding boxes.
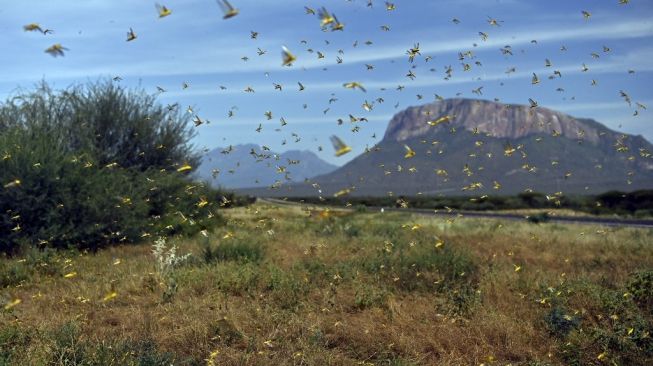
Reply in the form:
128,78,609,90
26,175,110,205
547,100,652,113
199,113,394,127
3,14,651,84
290,18,653,70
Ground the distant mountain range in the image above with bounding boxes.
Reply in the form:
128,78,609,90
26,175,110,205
237,98,653,197
195,144,337,189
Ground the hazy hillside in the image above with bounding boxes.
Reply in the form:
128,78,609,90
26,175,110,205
196,144,337,189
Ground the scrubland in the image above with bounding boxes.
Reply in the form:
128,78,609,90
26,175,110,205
1,203,651,365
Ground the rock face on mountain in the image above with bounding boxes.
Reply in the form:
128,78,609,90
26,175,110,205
196,144,337,189
243,99,653,197
386,98,605,144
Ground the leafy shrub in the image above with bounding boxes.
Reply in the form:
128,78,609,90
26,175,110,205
0,81,235,253
0,81,199,171
628,270,653,311
544,306,580,338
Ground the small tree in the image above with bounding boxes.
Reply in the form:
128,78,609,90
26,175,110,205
0,80,200,171
0,80,221,253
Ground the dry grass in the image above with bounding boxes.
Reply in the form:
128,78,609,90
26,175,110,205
1,203,652,365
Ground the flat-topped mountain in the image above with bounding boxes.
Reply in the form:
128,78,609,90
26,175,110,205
242,99,653,197
385,98,634,145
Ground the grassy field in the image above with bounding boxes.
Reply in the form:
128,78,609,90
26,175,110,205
1,203,652,365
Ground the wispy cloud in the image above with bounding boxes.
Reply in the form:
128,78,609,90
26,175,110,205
3,15,651,84
548,100,652,113
200,113,394,127
304,18,653,69
149,44,653,100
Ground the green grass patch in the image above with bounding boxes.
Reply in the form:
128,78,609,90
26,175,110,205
201,235,265,264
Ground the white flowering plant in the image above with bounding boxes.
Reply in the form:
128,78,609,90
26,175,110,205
152,237,190,277
152,237,190,301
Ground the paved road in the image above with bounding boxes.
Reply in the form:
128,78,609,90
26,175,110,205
257,198,653,229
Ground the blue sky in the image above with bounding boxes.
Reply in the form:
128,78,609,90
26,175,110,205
1,0,651,165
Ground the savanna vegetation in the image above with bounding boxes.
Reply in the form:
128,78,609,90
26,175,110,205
1,203,651,365
289,190,653,218
0,81,248,254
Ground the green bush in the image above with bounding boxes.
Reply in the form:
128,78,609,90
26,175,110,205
0,81,235,253
628,270,653,312
0,81,199,172
544,306,580,338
